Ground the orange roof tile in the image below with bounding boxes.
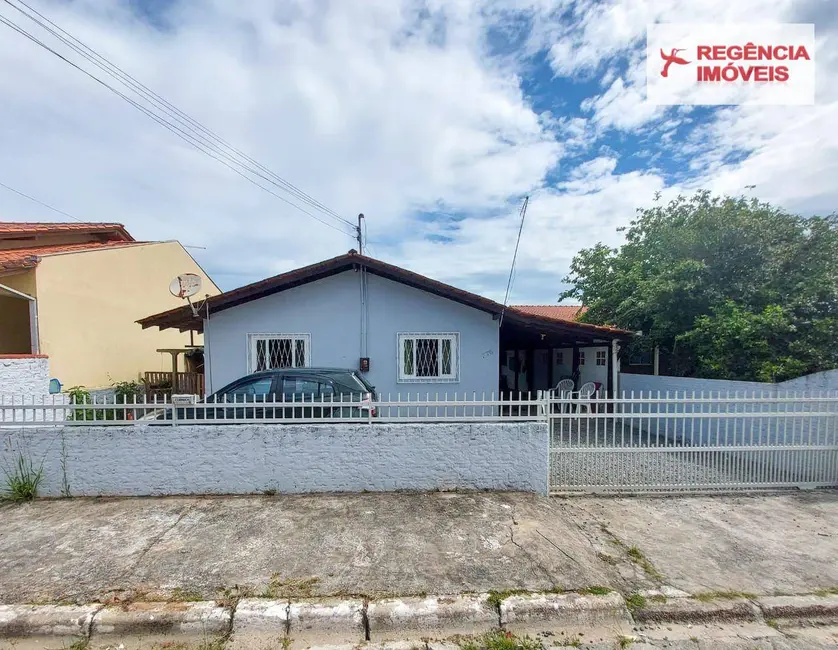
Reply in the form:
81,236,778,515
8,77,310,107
511,304,588,321
0,241,147,272
0,222,133,241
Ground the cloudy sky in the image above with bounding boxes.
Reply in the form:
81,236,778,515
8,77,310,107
0,0,835,303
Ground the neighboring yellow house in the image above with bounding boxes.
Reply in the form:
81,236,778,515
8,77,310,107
0,222,220,389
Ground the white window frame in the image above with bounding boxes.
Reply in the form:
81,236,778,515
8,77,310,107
247,333,311,373
579,350,586,366
397,332,460,383
596,350,607,366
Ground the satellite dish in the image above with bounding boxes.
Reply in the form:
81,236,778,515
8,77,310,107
169,273,202,299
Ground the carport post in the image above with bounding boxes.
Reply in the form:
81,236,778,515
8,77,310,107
611,339,620,397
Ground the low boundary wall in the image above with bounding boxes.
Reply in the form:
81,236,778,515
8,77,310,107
1,422,550,497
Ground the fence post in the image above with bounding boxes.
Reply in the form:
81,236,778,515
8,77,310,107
539,390,549,421
171,395,178,427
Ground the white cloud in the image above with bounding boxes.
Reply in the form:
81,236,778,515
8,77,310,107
0,0,835,307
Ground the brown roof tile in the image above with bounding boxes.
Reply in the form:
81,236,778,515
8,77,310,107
511,304,587,321
0,222,133,241
0,241,147,272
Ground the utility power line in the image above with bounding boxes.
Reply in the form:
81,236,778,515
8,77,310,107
0,179,83,221
0,0,356,236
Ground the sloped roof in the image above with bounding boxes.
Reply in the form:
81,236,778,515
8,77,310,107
138,251,632,341
0,241,148,272
0,222,133,241
511,304,587,321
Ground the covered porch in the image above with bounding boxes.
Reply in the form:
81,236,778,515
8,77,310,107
499,311,631,397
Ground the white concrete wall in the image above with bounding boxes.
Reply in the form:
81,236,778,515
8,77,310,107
780,369,838,394
620,370,838,397
0,355,50,396
619,372,773,397
1,422,550,497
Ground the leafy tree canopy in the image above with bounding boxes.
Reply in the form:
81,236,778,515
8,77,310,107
560,191,838,381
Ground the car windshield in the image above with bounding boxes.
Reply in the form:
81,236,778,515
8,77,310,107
331,372,374,395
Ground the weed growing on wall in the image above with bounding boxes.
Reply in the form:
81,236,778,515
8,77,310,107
2,453,43,502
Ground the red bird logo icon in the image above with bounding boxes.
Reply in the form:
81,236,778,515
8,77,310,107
660,48,690,77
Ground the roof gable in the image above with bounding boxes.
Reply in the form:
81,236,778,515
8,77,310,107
138,251,631,341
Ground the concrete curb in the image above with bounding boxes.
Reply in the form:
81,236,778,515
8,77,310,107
2,592,837,643
367,594,497,639
632,597,759,624
0,604,99,639
92,601,231,637
230,598,365,649
501,592,632,635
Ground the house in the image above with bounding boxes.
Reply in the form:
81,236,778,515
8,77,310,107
0,222,219,389
138,251,631,398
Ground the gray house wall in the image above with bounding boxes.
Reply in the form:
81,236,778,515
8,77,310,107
204,270,499,398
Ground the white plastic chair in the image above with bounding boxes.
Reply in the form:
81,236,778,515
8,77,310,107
553,378,575,413
574,381,598,413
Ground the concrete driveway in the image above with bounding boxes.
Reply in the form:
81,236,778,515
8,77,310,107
0,491,836,604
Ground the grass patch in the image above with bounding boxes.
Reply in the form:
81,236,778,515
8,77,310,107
578,585,612,596
765,618,780,630
813,587,838,597
169,587,204,602
68,638,89,650
625,546,664,582
649,594,667,603
625,593,646,612
486,589,530,610
458,630,543,650
618,636,634,648
596,552,618,566
692,590,757,602
3,454,43,502
263,574,320,599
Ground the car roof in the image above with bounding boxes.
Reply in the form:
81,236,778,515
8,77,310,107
245,367,357,377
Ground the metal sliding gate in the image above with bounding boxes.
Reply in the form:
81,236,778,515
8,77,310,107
548,392,838,494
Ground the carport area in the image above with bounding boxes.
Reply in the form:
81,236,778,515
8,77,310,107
499,309,632,396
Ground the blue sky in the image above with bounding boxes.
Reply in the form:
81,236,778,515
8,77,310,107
0,0,835,304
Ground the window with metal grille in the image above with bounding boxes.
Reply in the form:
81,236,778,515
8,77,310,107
397,333,459,382
247,334,310,372
596,350,607,366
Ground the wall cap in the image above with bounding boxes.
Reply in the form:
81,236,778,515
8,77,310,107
0,354,48,359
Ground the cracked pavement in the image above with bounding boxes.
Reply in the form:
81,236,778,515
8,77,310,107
0,491,836,604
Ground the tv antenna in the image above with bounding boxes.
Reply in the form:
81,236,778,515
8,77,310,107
499,195,529,328
169,273,204,317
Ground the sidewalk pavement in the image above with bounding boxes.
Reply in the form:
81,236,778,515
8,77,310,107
1,491,836,605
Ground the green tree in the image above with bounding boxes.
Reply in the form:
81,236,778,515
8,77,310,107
561,191,838,381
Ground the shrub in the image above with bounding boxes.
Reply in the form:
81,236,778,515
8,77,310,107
3,454,43,502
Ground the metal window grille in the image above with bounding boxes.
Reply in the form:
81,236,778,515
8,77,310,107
248,334,310,372
398,333,459,383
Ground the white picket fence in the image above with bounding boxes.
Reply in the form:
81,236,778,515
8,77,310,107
548,391,838,493
0,391,545,425
3,390,837,493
